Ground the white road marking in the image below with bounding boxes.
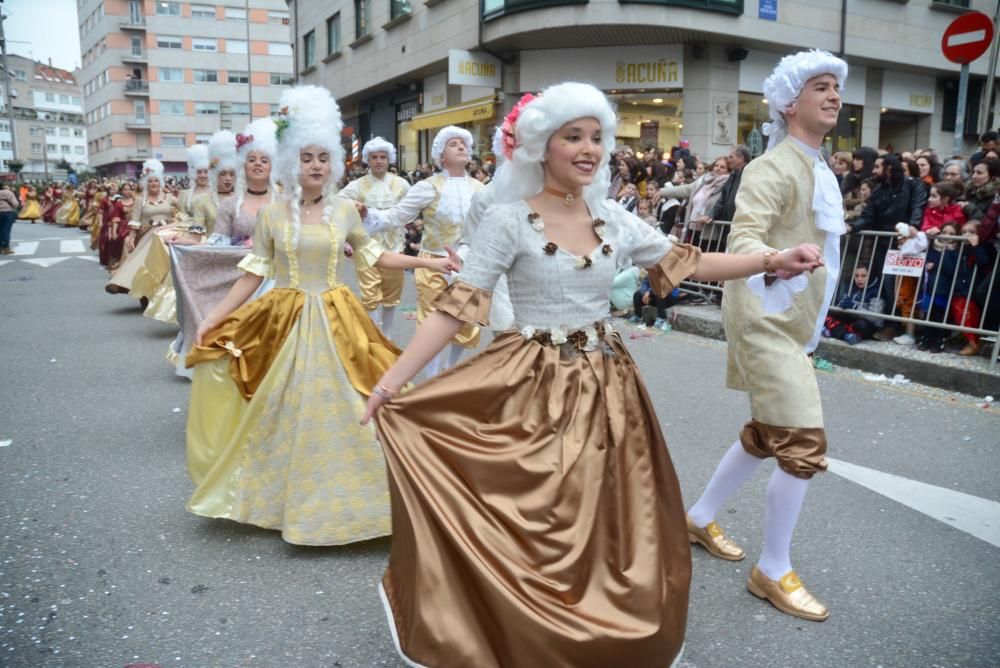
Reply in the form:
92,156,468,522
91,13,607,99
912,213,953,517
828,457,1000,549
947,30,987,48
12,242,39,256
20,257,72,268
0,260,13,268
76,255,100,262
60,239,86,254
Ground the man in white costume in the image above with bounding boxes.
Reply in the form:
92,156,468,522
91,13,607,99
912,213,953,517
360,125,484,376
338,137,411,337
685,50,849,622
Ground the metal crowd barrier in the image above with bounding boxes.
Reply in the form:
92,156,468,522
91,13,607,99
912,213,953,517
674,222,1000,368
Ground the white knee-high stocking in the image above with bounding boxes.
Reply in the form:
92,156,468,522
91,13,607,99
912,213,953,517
688,440,763,528
380,306,396,336
757,468,810,580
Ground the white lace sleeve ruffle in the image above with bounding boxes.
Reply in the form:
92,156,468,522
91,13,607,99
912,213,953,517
746,272,809,314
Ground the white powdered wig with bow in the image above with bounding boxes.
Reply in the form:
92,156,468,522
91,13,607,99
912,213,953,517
207,130,238,205
362,137,397,165
761,50,848,153
140,158,165,192
233,117,279,213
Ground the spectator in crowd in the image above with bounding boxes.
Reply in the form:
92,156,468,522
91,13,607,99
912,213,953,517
915,155,941,193
617,182,639,212
832,151,853,187
403,218,423,257
969,130,998,167
850,153,927,339
708,144,751,223
636,198,657,226
471,165,491,185
918,222,981,354
841,146,877,197
942,159,969,197
961,158,1000,223
823,266,884,344
630,270,680,330
921,181,966,235
891,222,930,346
844,179,873,223
659,155,730,242
901,157,920,182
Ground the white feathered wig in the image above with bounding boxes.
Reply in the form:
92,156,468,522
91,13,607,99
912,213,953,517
430,125,473,169
185,144,210,184
140,158,165,192
272,85,345,247
762,50,848,151
490,82,617,211
207,130,238,202
234,117,279,211
362,136,396,165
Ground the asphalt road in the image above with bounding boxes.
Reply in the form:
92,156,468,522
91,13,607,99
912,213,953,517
1,221,998,668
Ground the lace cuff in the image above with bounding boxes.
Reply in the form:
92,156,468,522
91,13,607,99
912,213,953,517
237,253,273,278
747,273,809,314
432,280,492,326
127,221,141,230
647,242,701,295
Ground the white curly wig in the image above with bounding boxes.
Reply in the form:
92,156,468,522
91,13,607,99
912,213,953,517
207,130,238,202
272,85,345,248
431,126,473,169
234,117,279,212
140,158,165,191
362,136,396,165
490,82,617,210
762,49,848,151
185,144,210,183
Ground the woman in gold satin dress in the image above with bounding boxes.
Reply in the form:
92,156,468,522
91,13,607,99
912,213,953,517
54,184,81,227
183,86,457,546
361,83,825,668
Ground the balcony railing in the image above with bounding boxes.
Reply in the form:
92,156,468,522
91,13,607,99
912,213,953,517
120,15,147,29
122,48,147,62
124,80,149,94
125,117,150,129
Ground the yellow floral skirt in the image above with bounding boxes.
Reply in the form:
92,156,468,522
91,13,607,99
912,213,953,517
185,286,401,545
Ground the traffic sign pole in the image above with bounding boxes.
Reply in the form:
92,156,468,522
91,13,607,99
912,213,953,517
956,63,970,156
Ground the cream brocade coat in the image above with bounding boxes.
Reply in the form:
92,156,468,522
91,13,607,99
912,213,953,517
721,140,831,429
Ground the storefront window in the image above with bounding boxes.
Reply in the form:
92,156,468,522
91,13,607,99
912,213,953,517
738,92,861,157
608,92,684,156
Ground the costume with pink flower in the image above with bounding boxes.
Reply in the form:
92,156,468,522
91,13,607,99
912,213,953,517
374,83,701,668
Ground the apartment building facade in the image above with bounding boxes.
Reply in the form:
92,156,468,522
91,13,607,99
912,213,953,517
77,0,294,177
290,0,999,170
1,54,89,179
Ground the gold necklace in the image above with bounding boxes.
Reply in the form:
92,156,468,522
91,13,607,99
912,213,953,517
543,186,578,207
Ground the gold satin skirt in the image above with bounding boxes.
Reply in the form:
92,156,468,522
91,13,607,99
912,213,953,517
185,286,398,546
130,226,183,304
375,331,691,667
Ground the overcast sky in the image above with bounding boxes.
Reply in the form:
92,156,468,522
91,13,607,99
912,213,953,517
4,0,82,71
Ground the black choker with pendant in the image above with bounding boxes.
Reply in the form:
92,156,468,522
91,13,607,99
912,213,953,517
299,194,324,206
246,187,269,196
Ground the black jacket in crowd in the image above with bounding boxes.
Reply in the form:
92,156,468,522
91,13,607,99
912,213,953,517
710,168,743,222
850,177,927,233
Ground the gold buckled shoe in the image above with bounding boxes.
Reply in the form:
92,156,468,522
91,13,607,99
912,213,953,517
686,515,745,561
748,566,829,622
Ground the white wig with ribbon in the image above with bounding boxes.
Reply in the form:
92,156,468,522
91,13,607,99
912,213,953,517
185,144,210,183
362,136,396,165
431,125,473,169
491,82,617,210
140,158,165,191
762,49,848,151
234,117,279,212
272,85,345,248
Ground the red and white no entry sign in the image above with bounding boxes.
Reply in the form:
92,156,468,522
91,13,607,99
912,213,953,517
942,12,995,64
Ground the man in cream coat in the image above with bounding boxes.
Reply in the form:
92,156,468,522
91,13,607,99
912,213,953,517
686,50,849,622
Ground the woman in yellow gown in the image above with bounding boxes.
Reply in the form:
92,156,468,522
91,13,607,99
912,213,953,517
184,85,457,546
19,186,42,222
55,184,81,227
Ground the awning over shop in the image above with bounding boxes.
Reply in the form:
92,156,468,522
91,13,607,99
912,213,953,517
409,96,497,131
